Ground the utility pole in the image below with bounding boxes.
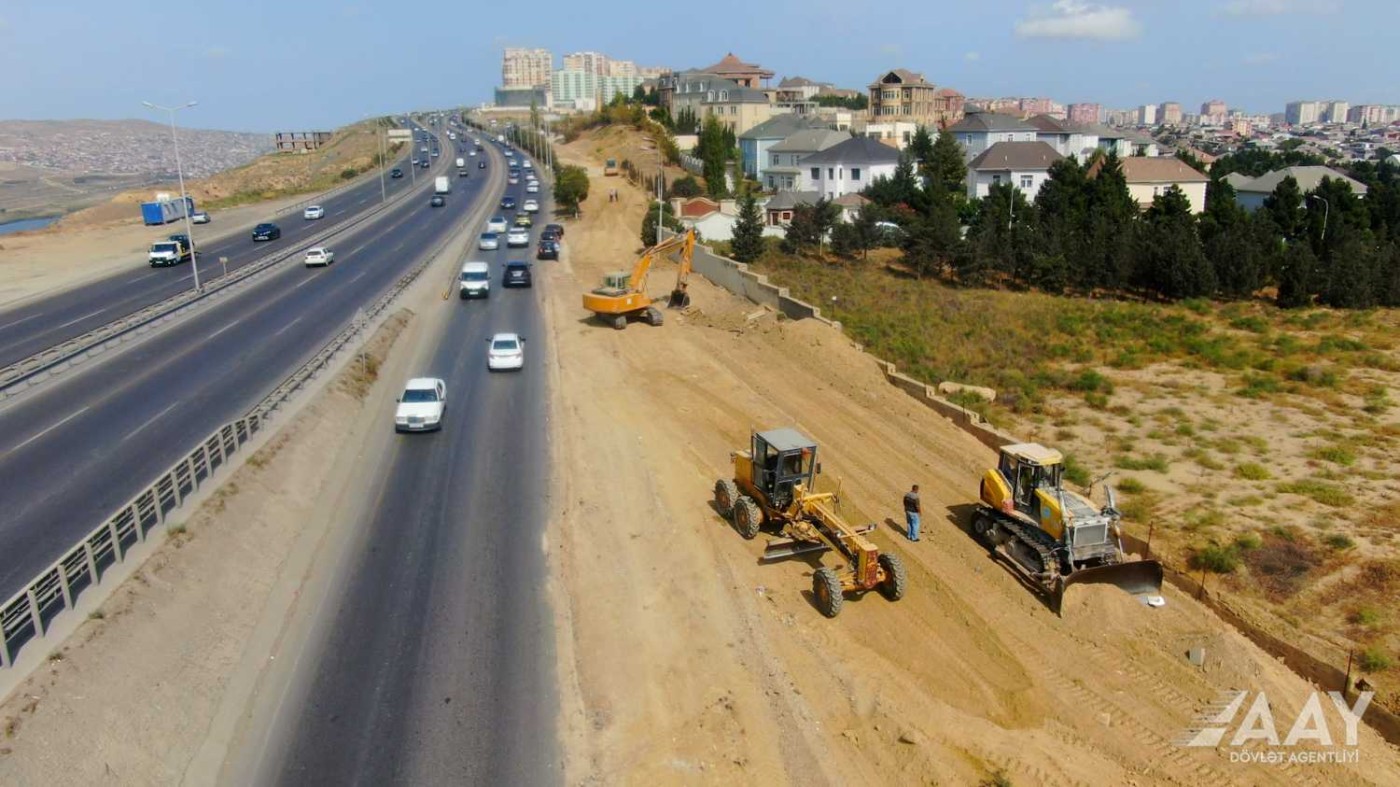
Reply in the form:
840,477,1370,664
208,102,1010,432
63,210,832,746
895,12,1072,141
376,115,387,203
143,100,202,291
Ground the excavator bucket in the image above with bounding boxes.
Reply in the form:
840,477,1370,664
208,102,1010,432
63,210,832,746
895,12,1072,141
667,288,691,309
1056,559,1166,614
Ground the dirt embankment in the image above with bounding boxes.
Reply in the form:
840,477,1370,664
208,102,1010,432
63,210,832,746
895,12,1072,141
545,128,1400,785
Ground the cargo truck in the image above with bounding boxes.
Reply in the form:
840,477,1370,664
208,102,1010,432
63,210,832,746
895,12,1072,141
434,176,451,194
148,239,191,267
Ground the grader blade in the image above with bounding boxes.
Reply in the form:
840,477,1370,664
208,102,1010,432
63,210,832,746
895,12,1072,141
762,537,831,561
1059,559,1166,612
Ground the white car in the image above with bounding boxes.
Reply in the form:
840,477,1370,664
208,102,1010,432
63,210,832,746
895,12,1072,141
469,149,478,157
394,377,447,432
487,333,525,371
304,205,325,220
526,182,539,194
506,227,530,247
486,216,508,233
190,211,211,224
522,199,539,213
478,233,500,250
523,160,533,170
508,175,520,185
304,247,335,267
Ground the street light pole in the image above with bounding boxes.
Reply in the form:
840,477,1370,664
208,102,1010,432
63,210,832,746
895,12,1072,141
1309,194,1330,243
375,115,387,203
143,100,202,290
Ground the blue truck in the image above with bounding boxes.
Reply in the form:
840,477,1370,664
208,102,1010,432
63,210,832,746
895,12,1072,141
140,196,196,226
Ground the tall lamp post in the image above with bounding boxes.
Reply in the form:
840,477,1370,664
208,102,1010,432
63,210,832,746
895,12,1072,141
1308,194,1330,243
143,100,202,290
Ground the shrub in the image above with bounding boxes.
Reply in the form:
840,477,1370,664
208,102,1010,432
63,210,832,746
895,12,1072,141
1286,364,1339,388
1276,480,1354,508
1235,532,1263,550
1323,533,1355,550
1115,454,1170,473
1191,543,1241,573
1237,374,1281,398
1357,647,1393,673
1062,454,1092,487
1310,445,1356,466
1349,606,1382,626
1071,368,1113,393
340,167,358,180
1229,315,1269,333
1234,463,1271,481
1116,477,1146,494
1244,536,1322,599
669,175,702,198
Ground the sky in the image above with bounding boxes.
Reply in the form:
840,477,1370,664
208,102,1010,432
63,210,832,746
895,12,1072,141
0,0,1395,132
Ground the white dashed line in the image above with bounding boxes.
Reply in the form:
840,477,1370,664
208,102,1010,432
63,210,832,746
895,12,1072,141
272,316,303,338
11,406,90,453
208,318,242,340
123,401,180,442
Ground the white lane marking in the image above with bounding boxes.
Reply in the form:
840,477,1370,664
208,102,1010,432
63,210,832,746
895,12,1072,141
272,316,303,338
294,275,318,289
122,401,180,442
11,406,90,453
129,271,163,282
349,270,367,283
0,311,44,331
208,318,242,340
55,306,110,330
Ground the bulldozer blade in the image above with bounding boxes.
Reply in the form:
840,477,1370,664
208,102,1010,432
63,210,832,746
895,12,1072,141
762,538,831,561
1060,560,1166,611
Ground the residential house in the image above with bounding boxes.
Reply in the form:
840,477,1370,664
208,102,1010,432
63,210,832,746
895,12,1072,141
775,76,822,102
1091,157,1209,213
1025,114,1101,162
867,70,966,127
945,112,1038,160
1229,166,1368,211
662,72,776,135
669,197,784,241
764,191,819,227
802,136,902,200
739,114,826,182
966,141,1063,200
694,53,774,89
858,120,920,150
763,129,850,192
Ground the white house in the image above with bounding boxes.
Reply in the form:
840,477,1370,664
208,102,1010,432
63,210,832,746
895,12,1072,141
763,129,849,192
966,141,1063,201
1026,114,1102,163
739,114,825,183
1095,157,1210,213
945,111,1038,160
1228,166,1369,212
802,137,902,200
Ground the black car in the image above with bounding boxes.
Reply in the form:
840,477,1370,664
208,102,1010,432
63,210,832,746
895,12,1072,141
536,241,559,261
391,168,404,178
539,226,561,243
503,260,532,287
478,160,487,169
458,169,469,178
431,195,446,207
544,223,565,238
252,223,281,241
168,233,191,248
421,160,430,169
500,196,516,209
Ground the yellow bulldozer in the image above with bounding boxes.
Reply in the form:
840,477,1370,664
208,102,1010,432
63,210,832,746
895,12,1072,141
582,229,694,330
714,428,906,617
973,443,1164,613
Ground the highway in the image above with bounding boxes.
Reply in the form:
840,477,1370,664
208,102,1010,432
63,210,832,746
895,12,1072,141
258,148,559,784
0,122,451,369
0,124,501,600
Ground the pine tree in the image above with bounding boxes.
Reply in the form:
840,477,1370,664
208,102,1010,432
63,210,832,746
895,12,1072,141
1087,152,1140,290
1276,241,1319,308
1137,186,1215,299
730,190,765,263
1264,176,1306,241
908,126,935,179
928,128,968,196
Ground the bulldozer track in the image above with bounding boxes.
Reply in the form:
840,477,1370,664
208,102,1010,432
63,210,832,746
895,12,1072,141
985,508,1063,579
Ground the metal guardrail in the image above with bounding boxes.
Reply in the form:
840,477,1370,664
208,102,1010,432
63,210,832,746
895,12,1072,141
0,185,466,669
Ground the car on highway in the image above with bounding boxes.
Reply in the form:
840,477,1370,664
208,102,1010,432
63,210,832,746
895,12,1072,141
478,160,487,169
431,195,446,207
478,232,500,250
421,160,430,169
391,168,404,178
544,223,565,238
486,333,525,372
457,169,469,178
190,211,211,224
500,196,516,210
506,227,530,247
411,158,419,166
523,199,540,213
525,182,539,194
168,232,191,247
304,205,325,220
523,159,533,170
304,247,335,267
469,149,478,157
431,150,439,158
503,261,532,288
508,175,520,185
514,213,532,228
252,223,282,241
394,378,447,432
148,240,189,267
459,260,490,299
536,240,559,261
487,216,508,233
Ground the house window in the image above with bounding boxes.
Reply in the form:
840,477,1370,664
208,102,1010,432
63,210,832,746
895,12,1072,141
771,154,779,166
1020,175,1033,189
729,106,736,115
851,168,861,181
827,167,834,179
811,167,820,180
992,174,1002,184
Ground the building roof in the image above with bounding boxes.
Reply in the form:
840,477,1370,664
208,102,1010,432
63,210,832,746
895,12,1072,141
832,193,870,209
947,111,1038,134
769,129,850,154
1232,165,1368,196
778,76,820,88
763,191,820,211
936,87,965,98
869,69,929,88
698,53,773,78
968,141,1064,172
1094,157,1209,184
739,113,825,141
1223,172,1254,190
1026,114,1073,134
801,136,903,167
670,74,769,103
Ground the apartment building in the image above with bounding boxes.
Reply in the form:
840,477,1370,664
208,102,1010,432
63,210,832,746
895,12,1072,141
1159,102,1183,125
661,72,775,135
502,48,553,89
1201,99,1228,122
1067,103,1102,125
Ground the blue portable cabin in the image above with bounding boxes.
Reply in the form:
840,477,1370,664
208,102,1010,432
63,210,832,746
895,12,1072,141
140,196,195,225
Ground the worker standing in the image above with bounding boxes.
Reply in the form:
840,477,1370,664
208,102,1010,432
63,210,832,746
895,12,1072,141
904,484,921,542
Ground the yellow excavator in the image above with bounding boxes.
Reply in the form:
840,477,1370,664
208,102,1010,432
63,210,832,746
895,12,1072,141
973,443,1164,614
582,228,695,330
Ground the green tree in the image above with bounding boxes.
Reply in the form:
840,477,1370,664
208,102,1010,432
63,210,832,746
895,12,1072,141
1264,176,1306,241
553,165,591,216
928,129,968,196
1136,186,1215,299
966,182,1034,284
1086,152,1140,290
675,106,698,134
908,126,935,177
640,200,684,246
815,94,868,111
669,175,703,199
1034,157,1091,287
904,176,962,278
696,115,731,198
730,190,766,263
1276,240,1319,307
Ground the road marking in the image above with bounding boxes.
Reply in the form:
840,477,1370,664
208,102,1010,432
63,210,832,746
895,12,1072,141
55,306,110,330
0,311,44,331
12,406,89,452
130,271,163,282
349,270,367,283
122,401,180,442
272,316,302,338
294,275,318,289
208,318,242,340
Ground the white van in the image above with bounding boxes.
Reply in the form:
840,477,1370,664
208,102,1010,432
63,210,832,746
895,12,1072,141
459,261,490,299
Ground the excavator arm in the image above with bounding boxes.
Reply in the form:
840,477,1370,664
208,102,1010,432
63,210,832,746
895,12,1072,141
628,230,694,291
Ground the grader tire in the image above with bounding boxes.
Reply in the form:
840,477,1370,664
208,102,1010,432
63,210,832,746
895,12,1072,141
713,478,739,518
877,552,907,601
733,496,762,540
813,567,844,618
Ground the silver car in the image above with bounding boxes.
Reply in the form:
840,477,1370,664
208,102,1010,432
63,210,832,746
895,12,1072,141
478,232,500,251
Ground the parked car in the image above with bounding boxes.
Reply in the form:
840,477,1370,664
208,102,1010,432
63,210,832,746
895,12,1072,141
522,199,539,213
478,232,500,251
486,333,525,371
394,378,447,432
503,260,532,288
190,211,211,224
304,247,335,267
252,223,281,241
431,195,446,207
391,168,404,179
304,205,325,220
486,216,508,233
536,240,559,261
544,223,565,238
506,227,530,247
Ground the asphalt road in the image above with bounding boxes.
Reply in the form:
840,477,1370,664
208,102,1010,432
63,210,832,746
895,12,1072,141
0,122,459,368
0,128,503,600
263,155,559,785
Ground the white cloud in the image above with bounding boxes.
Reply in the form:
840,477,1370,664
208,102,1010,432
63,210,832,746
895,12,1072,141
964,51,981,62
1243,52,1280,64
1220,0,1340,15
1015,1,1142,41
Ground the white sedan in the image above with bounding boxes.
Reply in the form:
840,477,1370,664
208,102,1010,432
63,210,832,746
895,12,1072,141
478,232,500,251
522,199,539,213
304,247,335,267
506,227,530,247
395,377,447,431
487,333,525,371
525,182,539,194
486,216,508,233
303,205,325,220
191,211,211,224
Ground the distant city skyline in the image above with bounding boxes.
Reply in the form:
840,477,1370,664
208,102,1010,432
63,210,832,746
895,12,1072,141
0,0,1395,131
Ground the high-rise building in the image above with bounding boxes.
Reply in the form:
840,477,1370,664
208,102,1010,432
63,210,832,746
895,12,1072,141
1349,104,1400,125
1067,103,1101,125
502,47,553,89
1324,101,1349,123
563,51,609,76
1284,100,1325,125
1137,104,1158,125
1159,102,1183,125
606,59,638,78
1201,99,1227,121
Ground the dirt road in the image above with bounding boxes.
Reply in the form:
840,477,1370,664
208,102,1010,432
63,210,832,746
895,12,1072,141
545,140,1400,785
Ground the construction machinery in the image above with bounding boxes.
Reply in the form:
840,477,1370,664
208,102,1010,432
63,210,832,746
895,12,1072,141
582,228,695,330
972,443,1164,613
604,158,619,176
713,428,906,617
